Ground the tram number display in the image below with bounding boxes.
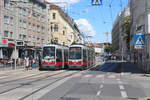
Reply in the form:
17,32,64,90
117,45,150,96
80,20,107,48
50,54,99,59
70,47,81,50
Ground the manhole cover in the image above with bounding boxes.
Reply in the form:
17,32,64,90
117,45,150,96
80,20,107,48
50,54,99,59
60,97,80,100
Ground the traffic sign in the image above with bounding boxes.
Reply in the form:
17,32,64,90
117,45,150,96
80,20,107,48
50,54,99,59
92,0,102,5
134,33,145,49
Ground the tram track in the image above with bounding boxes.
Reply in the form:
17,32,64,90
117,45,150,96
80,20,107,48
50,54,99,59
0,70,69,94
19,71,80,100
0,70,64,84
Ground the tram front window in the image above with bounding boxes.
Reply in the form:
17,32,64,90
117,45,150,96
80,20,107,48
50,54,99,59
69,47,81,59
43,47,55,59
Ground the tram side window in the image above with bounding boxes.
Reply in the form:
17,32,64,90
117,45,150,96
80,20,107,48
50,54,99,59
56,49,62,62
83,49,87,62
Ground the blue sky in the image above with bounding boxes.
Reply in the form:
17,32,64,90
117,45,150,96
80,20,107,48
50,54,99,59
47,0,128,43
67,0,128,43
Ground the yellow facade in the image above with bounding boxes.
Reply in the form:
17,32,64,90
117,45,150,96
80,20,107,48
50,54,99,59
48,4,82,46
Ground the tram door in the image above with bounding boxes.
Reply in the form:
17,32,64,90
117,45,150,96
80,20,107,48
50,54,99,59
56,49,63,69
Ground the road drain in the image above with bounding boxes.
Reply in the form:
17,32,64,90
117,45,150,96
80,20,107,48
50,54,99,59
60,97,80,100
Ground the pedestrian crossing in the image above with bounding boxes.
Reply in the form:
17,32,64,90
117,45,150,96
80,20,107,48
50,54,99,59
73,73,120,79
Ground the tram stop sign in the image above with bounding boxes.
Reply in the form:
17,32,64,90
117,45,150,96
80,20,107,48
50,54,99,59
134,33,145,49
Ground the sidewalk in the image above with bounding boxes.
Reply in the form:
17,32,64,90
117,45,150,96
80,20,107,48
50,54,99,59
0,65,39,74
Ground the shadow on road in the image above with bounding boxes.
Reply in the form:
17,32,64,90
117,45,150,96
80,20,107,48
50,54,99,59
90,61,145,74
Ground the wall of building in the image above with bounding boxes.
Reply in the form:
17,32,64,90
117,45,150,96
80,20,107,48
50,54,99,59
130,0,150,72
112,7,130,58
48,4,81,46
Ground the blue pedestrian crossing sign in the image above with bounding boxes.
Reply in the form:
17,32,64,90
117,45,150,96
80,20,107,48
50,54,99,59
92,0,102,5
134,33,145,49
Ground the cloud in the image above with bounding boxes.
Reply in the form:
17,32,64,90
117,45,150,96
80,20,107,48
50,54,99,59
75,18,96,37
46,0,80,4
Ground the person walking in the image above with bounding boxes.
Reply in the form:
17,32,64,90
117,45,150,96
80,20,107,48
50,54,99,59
29,56,33,70
25,56,29,70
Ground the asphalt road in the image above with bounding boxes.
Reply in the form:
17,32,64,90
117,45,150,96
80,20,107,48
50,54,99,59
0,61,150,100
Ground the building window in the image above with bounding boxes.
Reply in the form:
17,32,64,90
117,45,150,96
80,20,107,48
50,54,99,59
52,13,56,19
37,25,40,32
63,30,65,35
37,37,40,40
10,17,13,26
4,16,9,24
19,34,22,39
23,35,26,40
54,24,58,32
10,32,13,38
51,26,53,32
4,0,9,8
4,31,9,37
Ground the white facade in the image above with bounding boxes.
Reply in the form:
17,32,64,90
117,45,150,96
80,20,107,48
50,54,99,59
112,7,130,58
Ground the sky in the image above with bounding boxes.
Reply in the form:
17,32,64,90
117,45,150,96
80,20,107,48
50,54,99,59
47,0,129,43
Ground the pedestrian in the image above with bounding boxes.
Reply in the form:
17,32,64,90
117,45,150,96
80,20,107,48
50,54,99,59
25,56,29,70
29,56,33,70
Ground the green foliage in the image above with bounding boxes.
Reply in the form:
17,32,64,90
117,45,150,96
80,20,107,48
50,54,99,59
121,16,131,50
104,46,115,53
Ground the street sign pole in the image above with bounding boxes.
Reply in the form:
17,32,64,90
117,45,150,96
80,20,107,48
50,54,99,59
14,40,17,69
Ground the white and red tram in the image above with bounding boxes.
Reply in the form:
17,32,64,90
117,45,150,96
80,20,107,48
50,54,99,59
39,44,68,70
68,44,95,70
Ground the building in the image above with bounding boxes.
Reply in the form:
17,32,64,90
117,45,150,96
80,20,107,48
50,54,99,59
91,43,105,55
0,0,17,59
112,7,130,59
26,0,49,57
0,0,49,59
46,3,82,46
130,0,150,72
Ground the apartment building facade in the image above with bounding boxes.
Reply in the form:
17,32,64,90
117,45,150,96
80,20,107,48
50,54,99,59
112,8,130,59
130,0,150,72
46,3,82,46
0,0,49,59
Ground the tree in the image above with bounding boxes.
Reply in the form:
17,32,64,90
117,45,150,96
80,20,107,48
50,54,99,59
104,45,115,53
121,16,131,50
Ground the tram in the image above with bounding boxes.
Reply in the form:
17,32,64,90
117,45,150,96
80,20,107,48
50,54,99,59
68,44,95,70
39,44,68,70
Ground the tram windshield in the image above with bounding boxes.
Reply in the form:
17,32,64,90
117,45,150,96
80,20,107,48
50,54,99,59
69,47,81,59
43,47,55,59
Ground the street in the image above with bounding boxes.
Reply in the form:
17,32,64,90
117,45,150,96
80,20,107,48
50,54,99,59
0,61,150,100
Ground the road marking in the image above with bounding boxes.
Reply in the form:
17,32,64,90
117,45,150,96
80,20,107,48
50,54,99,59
84,74,92,78
119,85,125,90
107,75,116,78
121,91,128,98
100,84,103,89
0,76,7,79
96,75,104,78
117,78,120,81
96,91,101,96
106,73,110,75
73,73,82,77
118,81,123,84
